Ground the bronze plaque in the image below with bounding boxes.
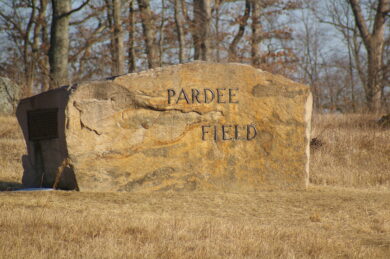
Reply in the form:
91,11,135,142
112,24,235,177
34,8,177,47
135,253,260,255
28,108,58,141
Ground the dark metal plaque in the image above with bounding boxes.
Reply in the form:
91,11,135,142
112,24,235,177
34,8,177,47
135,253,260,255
27,108,59,141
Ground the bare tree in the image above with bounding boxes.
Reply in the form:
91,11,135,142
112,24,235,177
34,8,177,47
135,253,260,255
67,1,109,83
250,0,261,67
48,0,71,88
35,0,50,92
158,0,165,66
214,0,222,61
113,0,125,74
314,0,368,111
228,0,251,62
174,0,186,63
24,0,37,96
297,4,323,111
193,0,201,60
0,0,39,96
128,0,136,72
193,0,212,61
137,0,159,68
348,0,390,112
4,0,374,114
48,0,89,88
200,0,212,61
105,0,124,75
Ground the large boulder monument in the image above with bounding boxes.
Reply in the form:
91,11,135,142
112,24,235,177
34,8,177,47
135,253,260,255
16,62,313,192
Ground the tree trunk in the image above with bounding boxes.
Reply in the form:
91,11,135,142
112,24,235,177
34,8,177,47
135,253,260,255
105,0,116,74
348,0,388,112
346,35,356,112
193,0,201,60
37,0,50,92
24,0,36,96
48,0,71,88
200,0,211,61
137,0,159,68
250,0,261,67
112,0,125,75
33,0,49,93
158,0,165,66
174,0,185,63
193,0,211,61
228,0,251,62
366,41,384,112
128,0,136,72
215,0,221,62
352,29,366,87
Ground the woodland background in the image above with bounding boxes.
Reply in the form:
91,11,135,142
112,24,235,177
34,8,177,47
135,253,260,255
1,1,390,257
0,0,389,112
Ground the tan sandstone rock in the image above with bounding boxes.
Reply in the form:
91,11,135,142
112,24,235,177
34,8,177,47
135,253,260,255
17,62,312,192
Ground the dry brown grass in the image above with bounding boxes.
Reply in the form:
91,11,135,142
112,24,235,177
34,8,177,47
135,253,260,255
0,114,389,258
0,115,25,189
311,114,390,188
1,188,390,258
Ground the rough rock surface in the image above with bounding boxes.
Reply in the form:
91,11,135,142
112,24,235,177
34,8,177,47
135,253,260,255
0,77,22,114
17,62,312,192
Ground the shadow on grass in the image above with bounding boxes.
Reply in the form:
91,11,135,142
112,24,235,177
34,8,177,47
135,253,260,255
0,181,24,191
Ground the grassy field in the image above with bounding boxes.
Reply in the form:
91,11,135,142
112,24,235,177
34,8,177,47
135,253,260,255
0,114,389,258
